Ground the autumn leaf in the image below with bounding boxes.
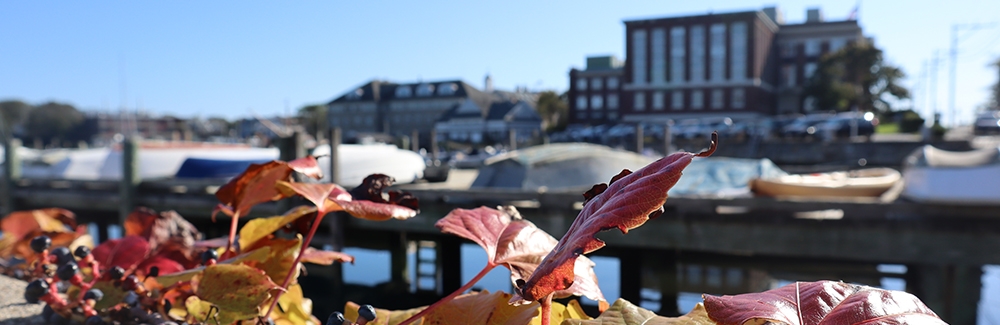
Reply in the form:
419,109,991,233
134,253,186,276
514,133,716,303
124,208,201,252
564,299,715,325
702,281,946,325
275,181,345,213
185,295,259,325
192,264,280,316
154,246,273,288
91,235,151,271
270,284,318,325
346,290,538,325
344,302,426,325
237,205,317,251
529,299,592,325
214,156,322,216
436,206,604,303
301,246,355,265
339,174,420,221
0,208,75,240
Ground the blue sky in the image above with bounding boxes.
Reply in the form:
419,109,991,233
1,1,998,126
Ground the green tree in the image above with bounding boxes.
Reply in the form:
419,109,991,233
0,100,32,137
298,104,327,137
535,91,568,132
25,101,84,146
803,42,910,114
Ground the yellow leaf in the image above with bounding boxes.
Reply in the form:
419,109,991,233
155,246,272,288
346,290,538,325
270,284,314,325
238,206,316,251
530,299,592,325
562,299,716,325
192,264,279,316
344,301,425,325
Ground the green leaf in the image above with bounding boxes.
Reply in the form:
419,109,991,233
192,264,280,316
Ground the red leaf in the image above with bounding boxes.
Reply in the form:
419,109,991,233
436,206,605,303
91,235,152,271
275,181,344,214
0,208,75,240
135,253,186,276
215,156,322,216
513,133,716,303
703,281,946,325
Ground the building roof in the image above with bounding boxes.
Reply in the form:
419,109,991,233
327,79,494,108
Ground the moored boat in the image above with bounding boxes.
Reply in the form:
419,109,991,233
901,145,1000,205
750,167,901,198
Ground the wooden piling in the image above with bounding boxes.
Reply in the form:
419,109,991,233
119,137,140,225
2,138,20,215
412,129,420,152
329,127,341,185
635,124,644,154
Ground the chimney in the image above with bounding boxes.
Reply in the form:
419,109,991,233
762,6,784,25
806,8,823,23
484,74,494,93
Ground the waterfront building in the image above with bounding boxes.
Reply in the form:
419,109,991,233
568,6,868,123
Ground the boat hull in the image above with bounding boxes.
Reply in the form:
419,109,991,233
750,168,900,198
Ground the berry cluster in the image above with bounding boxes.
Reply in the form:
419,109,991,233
25,235,106,324
326,304,376,325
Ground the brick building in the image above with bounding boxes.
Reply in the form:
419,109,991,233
568,7,866,124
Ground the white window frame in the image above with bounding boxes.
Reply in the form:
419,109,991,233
634,92,646,111
691,90,703,110
711,89,724,109
652,91,665,110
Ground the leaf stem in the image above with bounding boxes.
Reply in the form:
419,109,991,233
397,263,497,325
224,211,242,255
540,293,553,325
262,210,328,321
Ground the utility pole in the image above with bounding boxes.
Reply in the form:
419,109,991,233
949,23,997,127
931,51,941,125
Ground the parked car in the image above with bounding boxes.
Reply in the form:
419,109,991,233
974,110,1000,135
781,114,833,139
815,116,875,140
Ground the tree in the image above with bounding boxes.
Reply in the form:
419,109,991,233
535,91,568,132
0,100,32,137
803,42,909,114
25,101,84,146
298,104,327,137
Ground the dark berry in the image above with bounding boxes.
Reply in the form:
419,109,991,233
148,266,160,277
56,262,79,281
121,274,140,291
47,311,69,325
30,236,51,253
41,304,55,320
122,291,139,306
24,279,49,304
200,249,218,264
108,266,126,280
51,247,73,266
74,246,91,258
326,311,346,325
84,288,104,302
85,315,106,325
357,304,377,323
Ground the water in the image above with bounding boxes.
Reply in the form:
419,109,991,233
339,246,1000,323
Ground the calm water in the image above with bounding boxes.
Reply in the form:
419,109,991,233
340,245,1000,324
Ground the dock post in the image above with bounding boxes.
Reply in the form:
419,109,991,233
509,129,517,150
328,127,341,185
389,232,410,292
2,138,21,215
277,131,305,213
907,264,981,324
119,137,140,226
438,236,462,295
663,120,674,155
430,129,439,162
619,248,643,306
653,251,680,316
411,129,420,152
635,124,644,154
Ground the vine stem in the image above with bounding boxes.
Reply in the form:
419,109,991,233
397,263,497,325
540,293,553,325
262,210,328,321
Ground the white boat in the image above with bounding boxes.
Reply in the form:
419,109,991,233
902,145,1000,205
750,168,901,198
6,142,426,187
311,143,426,187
